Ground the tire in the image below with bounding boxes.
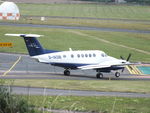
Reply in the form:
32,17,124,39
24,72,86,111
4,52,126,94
115,72,120,77
64,70,70,76
96,73,103,79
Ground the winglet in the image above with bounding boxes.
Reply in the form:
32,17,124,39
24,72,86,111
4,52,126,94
5,34,43,38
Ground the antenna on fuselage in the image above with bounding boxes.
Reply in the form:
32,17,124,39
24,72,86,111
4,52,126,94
69,48,73,51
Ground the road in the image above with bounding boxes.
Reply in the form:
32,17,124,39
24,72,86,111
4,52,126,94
22,15,150,23
4,86,148,98
1,22,150,34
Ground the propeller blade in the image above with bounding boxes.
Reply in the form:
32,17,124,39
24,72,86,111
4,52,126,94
120,56,124,60
122,67,125,72
127,53,132,61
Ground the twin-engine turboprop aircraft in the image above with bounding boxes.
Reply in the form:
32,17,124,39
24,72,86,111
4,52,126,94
5,34,133,79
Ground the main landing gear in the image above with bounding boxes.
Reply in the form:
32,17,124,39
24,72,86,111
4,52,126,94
96,72,103,79
64,69,70,76
96,71,121,79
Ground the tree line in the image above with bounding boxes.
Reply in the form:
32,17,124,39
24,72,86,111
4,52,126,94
125,0,150,4
80,0,150,4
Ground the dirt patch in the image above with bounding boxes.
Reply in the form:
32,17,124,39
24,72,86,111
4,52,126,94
8,0,93,4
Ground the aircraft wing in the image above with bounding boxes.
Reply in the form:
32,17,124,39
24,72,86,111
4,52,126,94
78,60,133,70
78,63,111,70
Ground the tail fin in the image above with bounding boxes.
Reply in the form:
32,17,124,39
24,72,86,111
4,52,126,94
5,34,45,56
23,36,45,56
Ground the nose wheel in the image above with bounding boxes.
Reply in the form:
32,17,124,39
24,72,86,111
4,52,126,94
115,72,120,77
64,69,70,76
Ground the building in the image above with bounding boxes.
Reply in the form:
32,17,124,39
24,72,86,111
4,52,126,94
0,2,20,20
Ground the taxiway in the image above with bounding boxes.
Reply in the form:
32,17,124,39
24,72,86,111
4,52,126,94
0,53,150,97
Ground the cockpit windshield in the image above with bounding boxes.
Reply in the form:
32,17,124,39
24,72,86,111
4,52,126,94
101,52,107,57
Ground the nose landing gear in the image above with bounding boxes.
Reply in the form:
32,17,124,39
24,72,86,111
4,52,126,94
64,69,70,76
115,72,120,77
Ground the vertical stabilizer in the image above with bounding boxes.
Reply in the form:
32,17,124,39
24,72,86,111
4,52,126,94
5,34,45,56
23,36,45,56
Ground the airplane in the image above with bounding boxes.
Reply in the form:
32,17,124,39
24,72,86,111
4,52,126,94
5,33,133,79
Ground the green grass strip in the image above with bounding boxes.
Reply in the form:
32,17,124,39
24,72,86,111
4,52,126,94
20,95,150,113
5,79,150,93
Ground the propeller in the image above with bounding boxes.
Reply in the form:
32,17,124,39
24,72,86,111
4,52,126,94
121,53,132,72
127,53,132,61
120,53,132,61
120,56,124,60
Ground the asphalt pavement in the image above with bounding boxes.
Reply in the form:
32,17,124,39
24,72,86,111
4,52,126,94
0,53,150,97
0,52,148,80
6,86,149,98
1,22,150,34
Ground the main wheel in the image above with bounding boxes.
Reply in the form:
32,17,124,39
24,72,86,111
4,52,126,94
64,70,70,76
96,73,103,79
115,72,120,77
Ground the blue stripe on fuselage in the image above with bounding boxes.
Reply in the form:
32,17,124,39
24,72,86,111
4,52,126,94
44,49,60,53
51,63,89,69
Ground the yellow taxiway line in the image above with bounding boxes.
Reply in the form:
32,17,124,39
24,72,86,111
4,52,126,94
2,56,22,76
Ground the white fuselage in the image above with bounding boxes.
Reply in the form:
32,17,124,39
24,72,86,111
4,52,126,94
32,50,120,66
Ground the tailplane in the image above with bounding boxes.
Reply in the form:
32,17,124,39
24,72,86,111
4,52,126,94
5,34,58,56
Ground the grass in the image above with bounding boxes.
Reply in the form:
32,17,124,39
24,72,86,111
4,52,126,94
0,2,150,62
18,3,150,20
0,26,149,62
5,79,150,93
81,30,150,53
1,3,150,113
20,95,150,113
2,4,150,31
5,17,150,31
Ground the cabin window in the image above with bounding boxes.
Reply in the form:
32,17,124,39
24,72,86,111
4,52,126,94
71,54,74,58
85,54,88,57
77,54,80,58
63,55,66,58
81,54,84,57
89,54,92,57
93,53,96,57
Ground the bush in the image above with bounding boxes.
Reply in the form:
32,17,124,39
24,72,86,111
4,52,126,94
0,82,36,113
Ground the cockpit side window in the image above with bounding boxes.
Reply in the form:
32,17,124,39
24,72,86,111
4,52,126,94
101,53,105,57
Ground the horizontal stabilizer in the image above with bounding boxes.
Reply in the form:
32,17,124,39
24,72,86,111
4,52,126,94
5,34,43,38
